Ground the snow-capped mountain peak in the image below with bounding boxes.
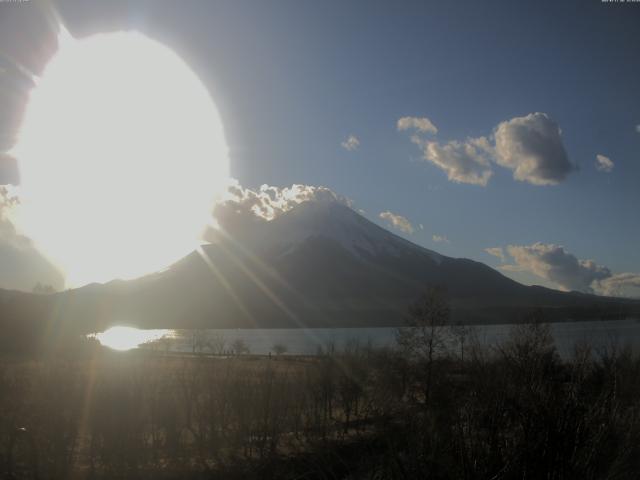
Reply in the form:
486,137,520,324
255,200,443,263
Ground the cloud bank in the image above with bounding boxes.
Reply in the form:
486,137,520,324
597,273,640,298
504,243,610,293
213,179,352,226
493,241,640,298
399,112,575,186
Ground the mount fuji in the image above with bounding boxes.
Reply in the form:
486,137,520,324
43,199,639,332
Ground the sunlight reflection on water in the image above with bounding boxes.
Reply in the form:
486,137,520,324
89,319,640,356
91,326,173,351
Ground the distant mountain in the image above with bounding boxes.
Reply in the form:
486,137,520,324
2,200,639,339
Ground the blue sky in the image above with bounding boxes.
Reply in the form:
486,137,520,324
1,0,639,294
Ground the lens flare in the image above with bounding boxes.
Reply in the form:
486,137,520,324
12,30,229,287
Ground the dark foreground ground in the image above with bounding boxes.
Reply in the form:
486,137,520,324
2,322,640,479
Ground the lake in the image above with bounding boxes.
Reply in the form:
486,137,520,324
93,318,640,357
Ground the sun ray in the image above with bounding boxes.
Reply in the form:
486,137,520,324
196,245,258,328
210,227,337,331
208,237,301,325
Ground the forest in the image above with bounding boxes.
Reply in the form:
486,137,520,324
2,291,640,479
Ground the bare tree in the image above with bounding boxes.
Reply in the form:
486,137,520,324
449,322,473,362
396,286,451,403
191,329,209,354
210,332,226,355
499,310,557,379
272,343,287,356
231,338,250,356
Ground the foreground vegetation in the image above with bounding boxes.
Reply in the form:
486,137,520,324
2,293,640,479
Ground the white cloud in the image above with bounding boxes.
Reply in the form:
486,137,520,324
494,242,640,298
636,125,640,133
341,134,360,151
493,112,575,185
502,243,610,293
397,116,438,135
213,179,352,225
595,154,614,173
379,211,414,234
400,112,574,187
432,234,450,244
485,247,506,262
595,273,640,298
421,138,494,186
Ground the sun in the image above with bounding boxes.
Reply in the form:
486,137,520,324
12,30,229,287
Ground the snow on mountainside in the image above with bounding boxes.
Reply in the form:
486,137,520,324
205,199,539,304
223,199,444,264
193,199,639,326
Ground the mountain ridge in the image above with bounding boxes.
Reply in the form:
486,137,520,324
2,200,639,342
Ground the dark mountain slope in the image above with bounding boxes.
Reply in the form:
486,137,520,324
2,200,638,335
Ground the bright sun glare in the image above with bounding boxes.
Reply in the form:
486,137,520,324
93,326,172,351
12,30,229,287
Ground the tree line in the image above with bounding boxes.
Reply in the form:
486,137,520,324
1,287,640,479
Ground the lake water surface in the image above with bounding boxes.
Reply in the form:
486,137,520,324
93,318,640,357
